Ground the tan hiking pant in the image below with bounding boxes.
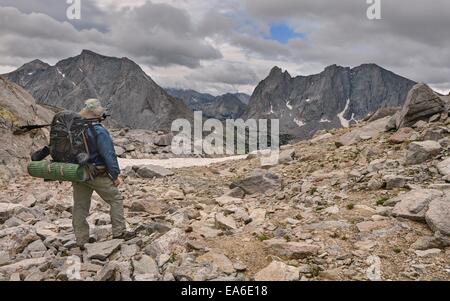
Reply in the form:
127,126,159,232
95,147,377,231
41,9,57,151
72,175,126,246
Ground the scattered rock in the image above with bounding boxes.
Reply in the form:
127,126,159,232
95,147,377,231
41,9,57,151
356,220,391,232
26,239,47,253
132,255,159,279
437,158,450,178
164,189,184,200
224,187,245,199
254,261,300,281
388,127,415,144
415,249,442,258
336,117,390,147
0,203,24,223
265,239,320,259
85,240,123,261
145,228,186,257
134,165,174,178
405,141,442,165
392,189,443,221
95,262,120,281
425,198,450,235
196,252,235,274
214,213,237,231
411,232,450,250
383,175,411,190
114,146,126,157
154,134,173,147
230,169,281,195
0,257,47,274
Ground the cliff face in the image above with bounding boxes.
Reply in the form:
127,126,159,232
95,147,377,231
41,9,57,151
4,50,193,131
243,64,416,139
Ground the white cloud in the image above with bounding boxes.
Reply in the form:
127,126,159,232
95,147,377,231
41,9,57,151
0,0,449,94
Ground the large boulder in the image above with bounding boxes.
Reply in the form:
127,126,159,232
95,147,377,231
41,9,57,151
425,198,450,236
336,117,390,147
396,83,446,128
392,189,443,221
230,169,281,195
405,141,441,165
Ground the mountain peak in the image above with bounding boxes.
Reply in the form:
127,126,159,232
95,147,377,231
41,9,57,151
4,50,193,130
268,66,291,79
269,66,282,75
29,59,48,66
324,64,343,72
80,49,99,56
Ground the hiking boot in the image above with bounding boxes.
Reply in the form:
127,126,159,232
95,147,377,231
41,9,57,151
113,230,136,241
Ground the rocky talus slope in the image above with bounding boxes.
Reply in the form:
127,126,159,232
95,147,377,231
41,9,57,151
0,84,450,281
0,76,52,179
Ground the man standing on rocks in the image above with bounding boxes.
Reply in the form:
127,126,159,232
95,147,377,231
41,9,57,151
73,99,134,250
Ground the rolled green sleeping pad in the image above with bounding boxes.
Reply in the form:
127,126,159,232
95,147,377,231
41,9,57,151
27,161,89,182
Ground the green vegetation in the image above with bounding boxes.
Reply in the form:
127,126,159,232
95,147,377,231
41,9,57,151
309,187,318,195
376,196,389,206
256,233,270,242
346,203,355,210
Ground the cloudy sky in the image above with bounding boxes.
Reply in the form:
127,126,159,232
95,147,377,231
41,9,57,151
0,0,449,95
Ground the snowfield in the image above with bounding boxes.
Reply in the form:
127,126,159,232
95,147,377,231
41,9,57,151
119,155,247,170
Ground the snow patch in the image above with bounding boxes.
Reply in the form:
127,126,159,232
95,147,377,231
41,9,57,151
305,98,312,103
337,98,351,128
56,68,65,78
286,100,293,110
270,104,274,114
78,68,83,73
119,156,247,170
27,72,34,76
320,118,331,123
294,118,306,127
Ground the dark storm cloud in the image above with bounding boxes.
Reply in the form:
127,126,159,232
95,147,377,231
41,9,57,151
0,0,449,92
0,1,222,69
108,2,222,68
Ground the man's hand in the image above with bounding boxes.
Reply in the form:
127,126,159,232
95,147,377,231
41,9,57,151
112,178,122,187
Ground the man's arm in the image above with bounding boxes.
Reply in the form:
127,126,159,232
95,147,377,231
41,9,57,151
95,127,120,181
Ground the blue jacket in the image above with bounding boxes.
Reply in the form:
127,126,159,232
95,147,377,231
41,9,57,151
85,124,120,181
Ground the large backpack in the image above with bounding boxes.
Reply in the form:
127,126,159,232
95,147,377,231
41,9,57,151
49,111,91,165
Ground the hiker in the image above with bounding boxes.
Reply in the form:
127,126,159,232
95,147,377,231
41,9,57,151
73,99,134,249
